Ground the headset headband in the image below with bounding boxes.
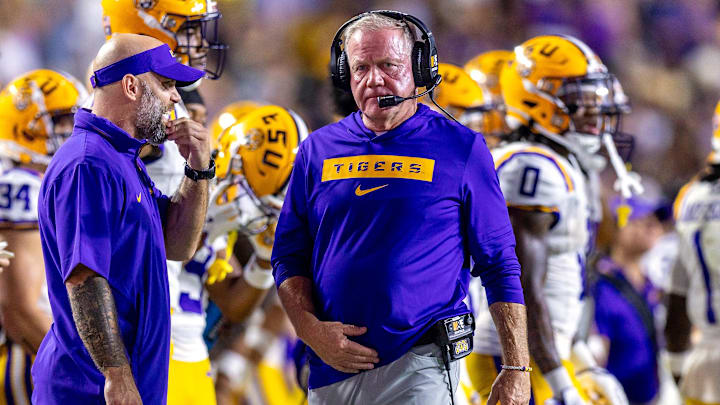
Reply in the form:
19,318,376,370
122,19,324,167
331,10,435,52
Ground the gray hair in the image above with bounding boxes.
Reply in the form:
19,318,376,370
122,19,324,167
342,13,415,55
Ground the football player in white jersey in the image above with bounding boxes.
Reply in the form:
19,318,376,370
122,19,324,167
0,69,87,404
206,104,309,403
466,35,637,405
665,99,720,405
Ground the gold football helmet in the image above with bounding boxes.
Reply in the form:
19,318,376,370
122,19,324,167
501,35,630,157
464,50,513,140
0,69,88,165
213,105,308,234
101,0,227,79
710,99,720,164
209,100,263,150
427,63,485,127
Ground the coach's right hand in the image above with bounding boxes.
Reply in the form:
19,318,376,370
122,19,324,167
104,365,142,405
304,321,380,373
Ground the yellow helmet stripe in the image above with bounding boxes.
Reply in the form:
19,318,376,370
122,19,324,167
137,9,176,41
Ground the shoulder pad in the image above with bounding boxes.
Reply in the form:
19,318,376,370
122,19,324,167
493,145,575,212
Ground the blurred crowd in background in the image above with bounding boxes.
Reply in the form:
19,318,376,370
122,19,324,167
2,0,718,403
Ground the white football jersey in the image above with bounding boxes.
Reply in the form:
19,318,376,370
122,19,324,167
473,142,590,359
145,102,211,362
0,167,51,316
671,179,720,336
0,167,42,228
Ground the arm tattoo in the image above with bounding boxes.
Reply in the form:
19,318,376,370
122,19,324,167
67,275,129,373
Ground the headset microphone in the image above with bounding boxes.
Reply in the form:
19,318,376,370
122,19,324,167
377,76,463,126
377,76,442,108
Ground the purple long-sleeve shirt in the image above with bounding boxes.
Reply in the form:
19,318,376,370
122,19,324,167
272,104,523,389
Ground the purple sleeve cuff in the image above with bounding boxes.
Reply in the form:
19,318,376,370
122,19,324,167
272,261,311,288
155,194,170,227
483,271,525,306
473,240,525,306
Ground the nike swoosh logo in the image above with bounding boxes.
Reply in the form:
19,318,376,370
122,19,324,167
137,193,142,203
355,184,388,196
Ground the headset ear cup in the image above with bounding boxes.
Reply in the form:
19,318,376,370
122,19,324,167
337,51,351,91
411,42,425,87
421,40,435,87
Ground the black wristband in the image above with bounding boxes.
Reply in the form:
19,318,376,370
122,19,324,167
185,158,215,181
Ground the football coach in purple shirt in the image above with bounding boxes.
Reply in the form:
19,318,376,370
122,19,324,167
32,34,212,404
272,10,530,405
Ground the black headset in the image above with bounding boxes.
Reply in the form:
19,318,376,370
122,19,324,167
329,10,440,92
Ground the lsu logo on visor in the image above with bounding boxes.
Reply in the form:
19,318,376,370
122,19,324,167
321,155,435,182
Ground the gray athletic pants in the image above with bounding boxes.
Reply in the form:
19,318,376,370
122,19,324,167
308,343,461,405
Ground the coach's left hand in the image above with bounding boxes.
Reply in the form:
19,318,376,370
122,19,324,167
166,117,210,171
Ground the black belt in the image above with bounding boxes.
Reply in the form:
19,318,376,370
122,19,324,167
411,313,475,362
413,326,438,347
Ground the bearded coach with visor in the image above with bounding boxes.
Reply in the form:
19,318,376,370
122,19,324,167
272,10,531,405
33,34,213,404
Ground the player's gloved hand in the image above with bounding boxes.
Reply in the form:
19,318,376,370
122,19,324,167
206,258,233,285
204,179,244,244
248,218,276,262
613,171,643,200
0,241,14,271
544,388,587,405
602,133,643,199
544,367,588,405
576,368,629,405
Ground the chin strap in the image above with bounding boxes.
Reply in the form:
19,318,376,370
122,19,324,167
602,133,644,227
531,122,607,171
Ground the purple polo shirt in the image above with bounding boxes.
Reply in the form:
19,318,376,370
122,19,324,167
272,104,524,389
32,109,171,404
593,257,661,403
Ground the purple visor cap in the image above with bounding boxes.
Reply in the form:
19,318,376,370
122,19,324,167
90,44,204,88
610,196,659,221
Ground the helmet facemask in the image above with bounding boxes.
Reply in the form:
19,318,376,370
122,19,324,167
219,153,281,236
553,73,630,155
46,112,76,156
173,12,227,80
461,98,508,139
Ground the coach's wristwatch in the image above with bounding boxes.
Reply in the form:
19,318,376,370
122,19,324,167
184,159,216,181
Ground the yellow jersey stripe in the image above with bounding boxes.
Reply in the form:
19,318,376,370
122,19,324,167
673,180,696,221
507,203,560,214
494,146,575,191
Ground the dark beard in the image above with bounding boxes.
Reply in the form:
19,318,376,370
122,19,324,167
135,80,168,145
